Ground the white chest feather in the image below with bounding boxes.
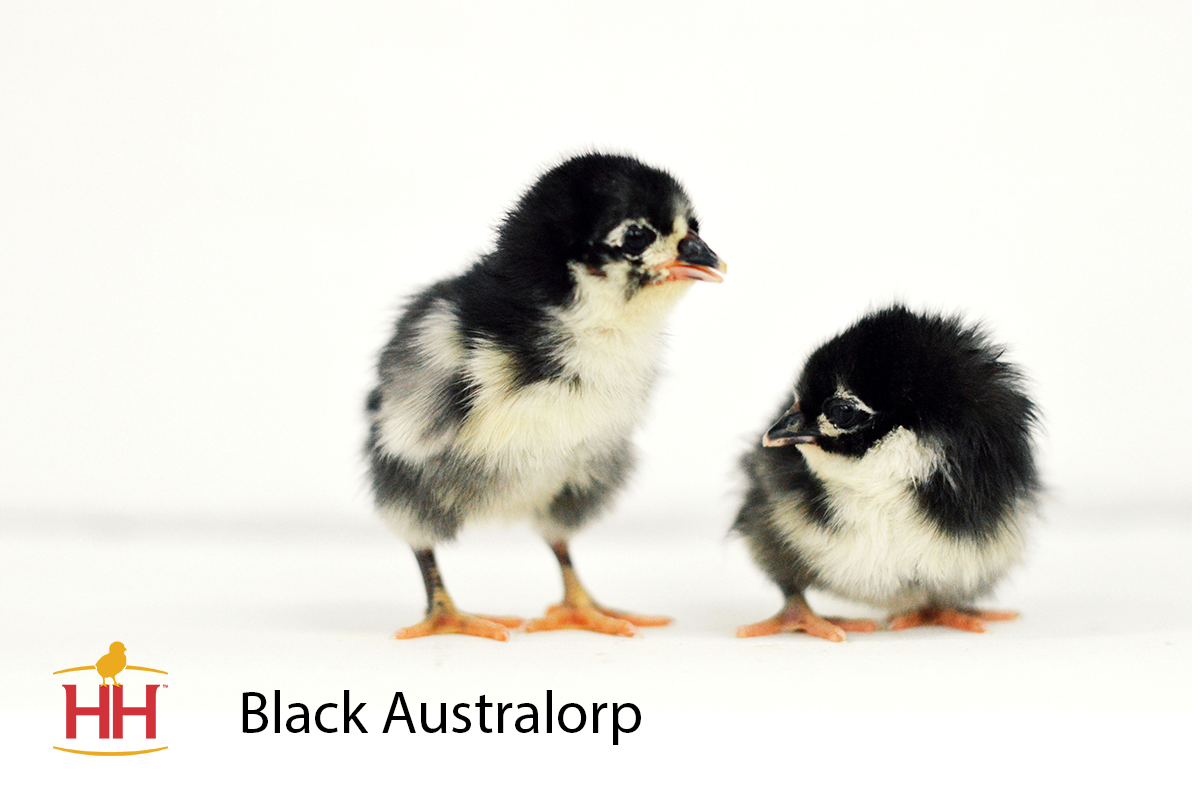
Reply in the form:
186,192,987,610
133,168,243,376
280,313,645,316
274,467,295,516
456,287,678,463
457,334,655,463
375,276,687,525
459,276,686,515
772,428,1024,611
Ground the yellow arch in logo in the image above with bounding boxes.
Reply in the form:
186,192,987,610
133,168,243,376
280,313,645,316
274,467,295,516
53,746,168,756
52,665,168,675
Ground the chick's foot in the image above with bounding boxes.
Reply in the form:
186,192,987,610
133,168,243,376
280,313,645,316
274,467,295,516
394,610,523,642
525,602,671,637
531,542,672,636
888,607,1018,633
737,597,878,642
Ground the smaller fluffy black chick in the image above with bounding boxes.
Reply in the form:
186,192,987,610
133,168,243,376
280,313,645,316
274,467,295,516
734,305,1039,641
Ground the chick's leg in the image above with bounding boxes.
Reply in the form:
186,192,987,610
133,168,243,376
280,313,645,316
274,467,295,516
737,594,879,642
526,541,672,637
888,606,1018,633
394,549,523,641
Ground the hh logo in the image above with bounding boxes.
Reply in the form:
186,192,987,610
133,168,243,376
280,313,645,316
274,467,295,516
52,641,169,756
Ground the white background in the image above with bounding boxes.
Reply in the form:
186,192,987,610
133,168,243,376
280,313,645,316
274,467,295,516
0,0,1189,524
0,2,1192,796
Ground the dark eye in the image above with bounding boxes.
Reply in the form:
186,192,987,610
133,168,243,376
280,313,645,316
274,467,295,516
824,398,868,429
621,225,656,256
688,217,700,234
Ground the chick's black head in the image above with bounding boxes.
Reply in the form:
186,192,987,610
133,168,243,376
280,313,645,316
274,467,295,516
492,153,724,305
765,305,1038,462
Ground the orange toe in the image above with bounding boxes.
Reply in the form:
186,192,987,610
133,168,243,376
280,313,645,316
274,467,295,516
598,607,672,627
526,603,641,637
827,616,881,633
475,614,525,629
394,609,521,641
887,611,927,631
889,606,1018,633
737,607,850,642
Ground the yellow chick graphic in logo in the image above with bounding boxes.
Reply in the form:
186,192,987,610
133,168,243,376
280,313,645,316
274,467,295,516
95,642,127,686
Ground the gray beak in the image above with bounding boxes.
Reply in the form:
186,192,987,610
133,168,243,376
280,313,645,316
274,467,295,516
762,409,819,447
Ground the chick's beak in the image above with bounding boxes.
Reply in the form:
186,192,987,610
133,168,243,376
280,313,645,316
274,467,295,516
762,409,819,447
664,232,726,283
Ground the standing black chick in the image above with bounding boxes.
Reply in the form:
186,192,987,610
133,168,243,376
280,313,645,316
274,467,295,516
368,153,725,640
734,305,1038,641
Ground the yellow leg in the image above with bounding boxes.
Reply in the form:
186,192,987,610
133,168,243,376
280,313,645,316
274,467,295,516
393,549,523,641
526,542,672,637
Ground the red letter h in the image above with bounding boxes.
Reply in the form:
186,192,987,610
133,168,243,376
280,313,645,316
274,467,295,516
113,685,158,738
64,685,110,739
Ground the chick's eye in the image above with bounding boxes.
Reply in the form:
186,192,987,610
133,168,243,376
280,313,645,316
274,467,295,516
824,399,867,429
621,225,656,256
